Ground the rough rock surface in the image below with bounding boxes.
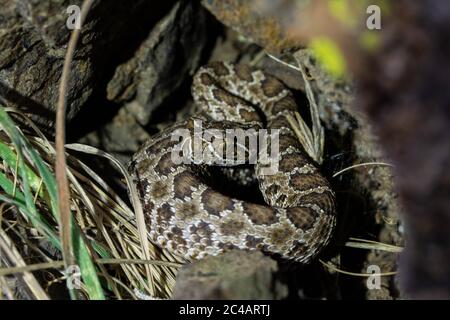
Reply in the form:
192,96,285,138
106,0,208,126
201,0,302,54
1,0,199,137
80,0,209,163
0,0,93,134
172,251,287,300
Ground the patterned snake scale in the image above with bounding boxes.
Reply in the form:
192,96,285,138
128,62,336,263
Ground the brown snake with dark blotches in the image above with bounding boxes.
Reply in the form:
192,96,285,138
128,62,336,263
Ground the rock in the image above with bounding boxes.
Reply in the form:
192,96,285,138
201,0,302,54
172,251,287,300
0,0,187,136
0,0,94,135
107,0,208,126
80,0,209,162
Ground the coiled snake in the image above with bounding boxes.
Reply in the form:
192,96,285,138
129,62,336,263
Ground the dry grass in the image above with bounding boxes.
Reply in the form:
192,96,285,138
0,0,182,300
0,108,183,299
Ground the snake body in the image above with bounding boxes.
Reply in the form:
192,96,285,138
129,62,336,263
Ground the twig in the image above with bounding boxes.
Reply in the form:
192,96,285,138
64,143,156,295
0,230,49,299
319,259,397,277
333,162,394,178
55,0,94,280
0,258,182,277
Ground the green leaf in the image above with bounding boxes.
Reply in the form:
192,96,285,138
310,36,347,78
0,107,105,300
0,142,44,198
360,30,381,52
